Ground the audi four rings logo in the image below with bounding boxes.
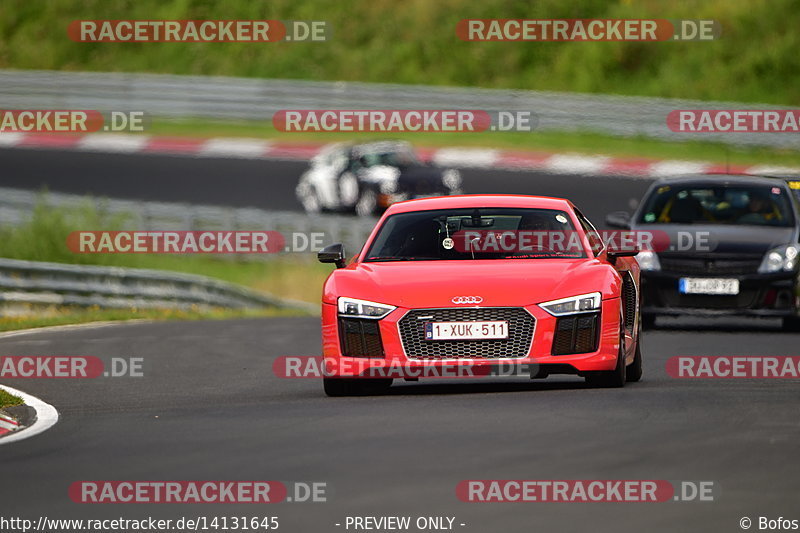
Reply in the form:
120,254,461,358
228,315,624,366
452,296,483,304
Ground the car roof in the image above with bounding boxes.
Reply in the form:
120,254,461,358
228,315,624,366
384,194,574,214
653,173,791,187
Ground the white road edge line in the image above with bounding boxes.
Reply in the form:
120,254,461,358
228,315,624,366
0,384,59,445
0,319,156,339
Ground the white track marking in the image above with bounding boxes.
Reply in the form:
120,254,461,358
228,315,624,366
0,132,26,147
200,138,272,158
78,133,150,152
0,384,59,445
545,154,610,174
0,320,154,340
432,148,499,168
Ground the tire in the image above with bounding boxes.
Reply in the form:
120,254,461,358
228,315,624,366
355,189,378,217
642,314,656,330
323,377,392,397
297,183,322,214
586,330,626,389
626,320,643,382
783,316,800,332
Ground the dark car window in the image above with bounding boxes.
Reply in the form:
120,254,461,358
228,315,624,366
364,207,586,261
638,183,795,227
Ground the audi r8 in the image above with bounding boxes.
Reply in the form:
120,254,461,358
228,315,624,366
295,140,462,216
606,175,800,330
317,194,643,396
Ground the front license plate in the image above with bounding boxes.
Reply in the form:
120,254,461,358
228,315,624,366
679,278,740,295
424,321,509,340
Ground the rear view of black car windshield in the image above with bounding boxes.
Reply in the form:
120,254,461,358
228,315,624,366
364,208,585,261
638,184,795,226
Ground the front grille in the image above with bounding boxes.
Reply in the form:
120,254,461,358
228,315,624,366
398,307,534,360
552,313,600,355
660,255,762,275
339,318,384,357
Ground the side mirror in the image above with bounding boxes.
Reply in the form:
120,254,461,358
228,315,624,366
605,211,632,229
318,243,347,268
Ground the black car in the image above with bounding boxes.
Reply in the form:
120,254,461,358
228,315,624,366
758,173,800,202
295,141,462,216
606,175,800,330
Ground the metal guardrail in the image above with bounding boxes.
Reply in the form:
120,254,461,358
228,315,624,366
0,186,377,260
0,257,317,313
1,69,798,148
0,186,374,313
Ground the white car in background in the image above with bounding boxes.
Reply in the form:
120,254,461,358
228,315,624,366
296,141,462,216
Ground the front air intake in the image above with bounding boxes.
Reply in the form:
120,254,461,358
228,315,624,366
552,313,600,355
338,318,384,358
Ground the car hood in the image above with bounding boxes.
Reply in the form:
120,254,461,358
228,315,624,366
323,259,621,308
633,224,797,256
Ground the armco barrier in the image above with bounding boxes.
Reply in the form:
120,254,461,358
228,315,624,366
0,257,316,313
0,69,797,148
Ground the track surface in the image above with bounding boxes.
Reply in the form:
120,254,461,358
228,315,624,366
1,317,799,532
0,147,650,223
1,147,798,531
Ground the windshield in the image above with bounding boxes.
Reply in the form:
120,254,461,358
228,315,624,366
364,207,586,261
354,146,420,167
638,183,795,226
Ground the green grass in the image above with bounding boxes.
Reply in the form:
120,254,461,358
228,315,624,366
2,0,800,104
150,117,800,168
0,200,332,331
0,389,24,409
0,200,335,305
0,306,297,333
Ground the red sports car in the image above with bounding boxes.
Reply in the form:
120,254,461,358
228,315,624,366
317,195,643,396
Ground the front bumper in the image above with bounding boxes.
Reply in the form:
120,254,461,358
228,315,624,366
321,299,623,378
641,270,799,317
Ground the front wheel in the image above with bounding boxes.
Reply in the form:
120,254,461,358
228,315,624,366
297,182,323,214
585,333,626,388
626,321,643,382
355,189,378,217
323,377,392,397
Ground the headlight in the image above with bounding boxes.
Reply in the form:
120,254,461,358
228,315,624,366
337,297,396,319
758,244,800,274
636,249,661,271
539,292,601,316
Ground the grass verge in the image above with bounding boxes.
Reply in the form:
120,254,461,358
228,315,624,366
0,201,334,305
0,200,332,331
0,305,301,333
0,389,24,409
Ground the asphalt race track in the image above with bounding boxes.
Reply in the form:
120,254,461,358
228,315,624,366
0,147,651,223
1,317,798,531
1,146,798,531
